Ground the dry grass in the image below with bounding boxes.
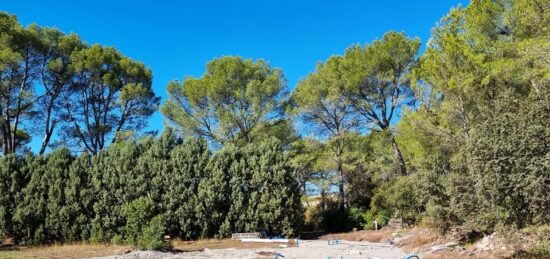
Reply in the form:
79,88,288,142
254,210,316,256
0,243,132,259
0,238,290,259
422,251,493,259
0,239,283,259
397,228,440,252
318,230,391,243
171,238,282,252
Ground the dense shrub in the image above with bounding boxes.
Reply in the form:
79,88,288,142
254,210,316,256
0,154,30,240
0,134,303,248
200,139,303,238
362,210,389,230
165,138,209,239
138,215,171,250
122,197,157,245
306,199,365,232
370,175,421,222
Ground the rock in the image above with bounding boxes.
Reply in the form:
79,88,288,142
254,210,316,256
475,235,492,251
430,245,446,252
345,249,362,255
429,241,458,252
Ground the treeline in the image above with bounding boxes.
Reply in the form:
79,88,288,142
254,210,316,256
0,12,159,155
364,0,550,235
290,0,549,236
1,0,549,248
0,130,302,248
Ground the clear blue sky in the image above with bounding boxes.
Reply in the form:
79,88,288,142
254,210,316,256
2,0,467,152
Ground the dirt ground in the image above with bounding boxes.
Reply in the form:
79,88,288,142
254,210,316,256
2,227,538,258
91,239,408,259
0,237,409,259
0,239,283,259
316,229,392,243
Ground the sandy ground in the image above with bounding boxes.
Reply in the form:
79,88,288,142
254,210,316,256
91,240,409,259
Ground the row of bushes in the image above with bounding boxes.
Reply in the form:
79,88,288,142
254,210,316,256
0,129,303,249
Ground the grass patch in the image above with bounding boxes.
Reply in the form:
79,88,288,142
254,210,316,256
0,243,132,259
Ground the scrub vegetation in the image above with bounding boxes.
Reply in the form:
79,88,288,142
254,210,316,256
0,0,548,254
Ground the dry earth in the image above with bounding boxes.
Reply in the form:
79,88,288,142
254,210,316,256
3,227,540,258
91,239,408,259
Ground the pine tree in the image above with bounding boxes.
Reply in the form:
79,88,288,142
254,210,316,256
196,146,236,238
12,154,47,244
64,152,94,241
90,140,147,242
165,138,209,239
0,154,30,239
252,139,303,237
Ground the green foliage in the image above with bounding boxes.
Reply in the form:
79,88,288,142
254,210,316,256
0,12,159,155
462,87,550,231
0,133,302,246
0,154,30,239
120,197,170,250
138,215,171,251
304,205,322,231
1,0,548,251
316,206,365,232
90,140,147,242
342,31,420,176
162,56,287,146
0,12,39,155
199,139,303,238
362,210,389,230
66,153,94,240
250,139,304,237
384,0,550,235
165,137,209,239
63,44,160,154
371,176,421,221
122,197,157,245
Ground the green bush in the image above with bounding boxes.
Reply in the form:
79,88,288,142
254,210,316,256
347,207,366,229
304,205,322,231
198,139,303,238
315,203,365,232
424,203,454,235
1,135,304,246
370,176,422,221
362,210,389,230
122,197,156,244
138,215,171,251
122,197,170,250
320,209,350,232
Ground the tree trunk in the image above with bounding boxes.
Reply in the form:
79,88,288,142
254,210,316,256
1,124,8,155
390,134,407,176
337,159,346,210
338,172,345,210
332,135,346,210
39,127,53,155
320,189,326,211
302,181,310,208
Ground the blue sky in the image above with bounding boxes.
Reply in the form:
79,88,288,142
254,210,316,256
2,0,467,152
